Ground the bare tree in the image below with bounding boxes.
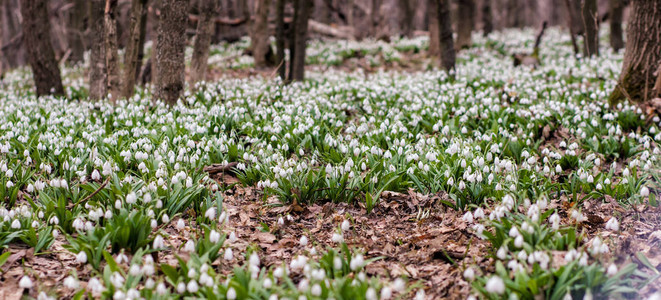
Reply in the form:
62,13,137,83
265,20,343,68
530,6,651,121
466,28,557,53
433,0,455,71
21,0,64,97
122,0,148,99
275,0,286,79
155,0,189,105
482,0,493,36
610,0,661,104
581,0,598,57
397,0,415,36
89,0,107,100
251,0,274,68
427,0,440,56
609,0,625,52
67,0,87,64
455,0,475,50
104,0,120,101
288,0,312,81
190,0,217,86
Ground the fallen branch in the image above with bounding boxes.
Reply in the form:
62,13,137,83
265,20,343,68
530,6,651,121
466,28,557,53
69,177,111,208
308,20,355,40
203,162,239,174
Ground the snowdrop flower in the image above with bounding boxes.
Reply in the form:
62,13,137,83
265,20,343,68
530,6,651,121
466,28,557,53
176,218,185,230
341,219,350,231
63,276,79,289
299,235,308,246
463,267,475,281
76,251,87,263
640,186,650,197
393,278,406,292
462,211,474,223
210,230,221,243
474,207,485,219
176,282,186,293
485,276,505,294
88,278,105,295
187,280,199,293
11,219,20,229
605,217,619,231
350,254,364,270
153,235,165,248
19,276,33,289
224,248,233,261
331,232,344,243
227,287,237,300
607,263,618,276
184,240,195,252
414,289,426,300
496,247,508,260
229,231,237,243
156,282,168,295
91,170,101,180
249,252,260,266
365,287,377,300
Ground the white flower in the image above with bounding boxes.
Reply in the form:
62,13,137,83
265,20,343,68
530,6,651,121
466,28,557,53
19,276,33,289
485,276,505,294
350,254,364,270
607,263,618,276
184,240,196,252
11,219,20,229
462,211,474,223
341,219,350,231
224,248,233,261
463,267,475,281
299,235,308,246
227,287,237,300
186,280,199,293
156,282,168,295
91,169,101,180
381,286,393,299
210,230,221,243
365,287,377,300
76,251,87,263
640,186,650,197
249,252,260,266
176,218,185,230
205,207,216,219
311,284,322,296
331,232,344,243
605,217,619,231
153,235,165,248
63,276,79,289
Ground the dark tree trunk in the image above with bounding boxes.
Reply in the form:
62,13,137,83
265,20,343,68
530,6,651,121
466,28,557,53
610,0,661,104
482,0,493,36
104,0,120,101
275,0,286,79
21,0,64,97
609,0,624,52
288,0,312,81
563,0,580,55
370,0,381,37
67,0,87,64
155,0,189,105
581,0,599,57
455,0,475,50
136,0,148,85
434,0,455,71
122,0,147,99
251,0,273,68
89,0,107,100
190,0,217,86
150,0,161,85
427,0,440,56
507,0,523,28
398,0,415,36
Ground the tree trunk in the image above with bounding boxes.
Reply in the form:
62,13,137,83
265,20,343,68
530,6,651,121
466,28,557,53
67,0,87,64
150,0,161,85
89,0,107,100
398,0,415,36
455,0,475,50
609,0,624,52
434,0,455,71
482,0,493,36
507,0,523,28
563,0,580,55
155,0,189,105
610,0,661,104
251,0,273,68
427,0,440,56
136,1,148,85
275,0,286,79
122,0,147,99
21,0,64,97
190,0,217,86
104,0,120,101
288,0,312,81
581,0,598,57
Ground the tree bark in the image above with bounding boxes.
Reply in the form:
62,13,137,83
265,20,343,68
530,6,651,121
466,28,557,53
89,0,107,100
434,0,455,71
563,0,580,55
455,0,475,50
482,0,493,36
610,0,661,104
122,0,148,99
150,0,161,85
581,0,599,57
427,0,440,56
190,0,217,86
288,0,312,81
609,0,624,52
21,0,64,97
104,0,120,101
398,0,415,37
67,0,87,64
155,0,189,105
275,0,286,79
251,0,273,68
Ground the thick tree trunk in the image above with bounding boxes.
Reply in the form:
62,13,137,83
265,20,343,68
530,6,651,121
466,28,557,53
398,0,415,37
89,0,107,100
288,0,312,81
482,0,493,36
427,0,440,56
251,0,273,68
563,0,580,55
434,0,455,71
507,0,523,28
150,0,161,85
275,0,286,79
190,0,217,86
122,0,147,99
1,0,27,69
104,0,120,101
155,0,189,105
21,0,64,97
136,1,148,85
581,0,599,57
609,0,624,52
610,0,661,104
67,0,87,64
455,0,475,50
370,0,382,37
